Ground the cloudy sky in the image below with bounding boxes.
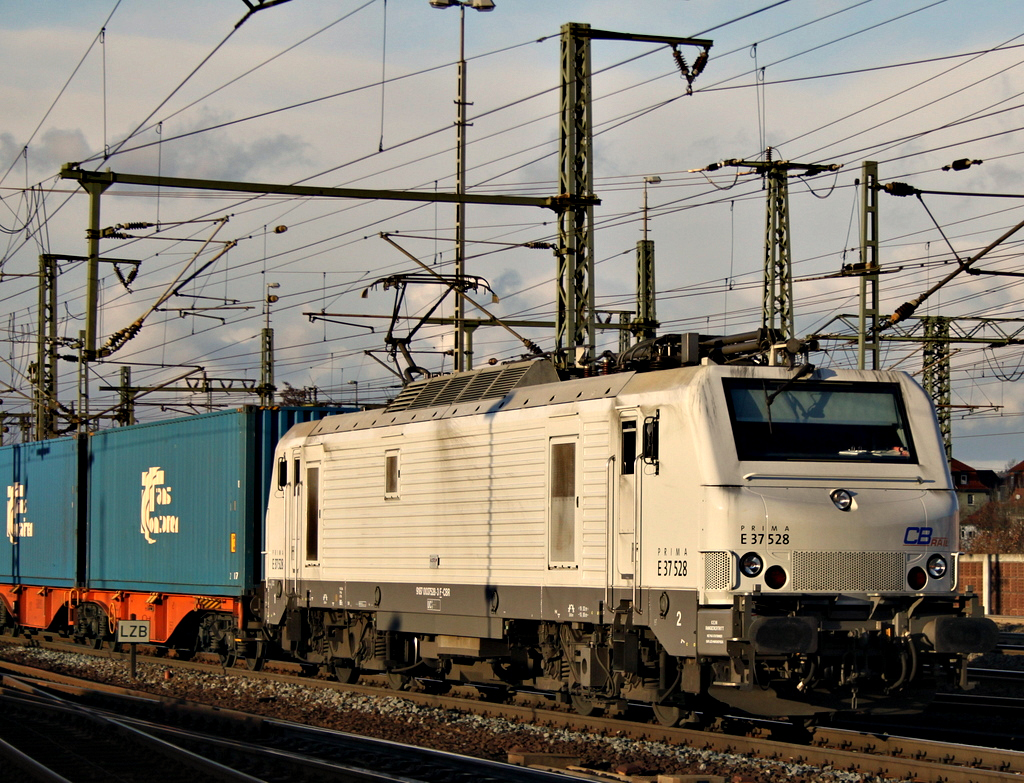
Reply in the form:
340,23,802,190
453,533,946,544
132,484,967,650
2,0,1023,469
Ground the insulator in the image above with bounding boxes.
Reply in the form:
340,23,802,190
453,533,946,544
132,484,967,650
274,225,288,234
942,158,982,172
671,45,688,77
116,222,154,230
692,48,709,79
883,181,918,197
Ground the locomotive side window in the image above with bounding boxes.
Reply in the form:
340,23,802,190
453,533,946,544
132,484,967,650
277,457,287,489
724,379,916,463
621,421,637,475
642,412,660,473
385,449,400,499
305,466,319,561
549,440,577,565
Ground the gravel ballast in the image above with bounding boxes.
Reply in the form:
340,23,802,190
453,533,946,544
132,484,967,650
0,642,908,783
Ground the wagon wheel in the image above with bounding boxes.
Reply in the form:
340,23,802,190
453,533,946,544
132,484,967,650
0,604,17,637
245,641,266,671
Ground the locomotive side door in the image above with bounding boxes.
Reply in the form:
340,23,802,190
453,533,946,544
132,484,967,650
285,449,323,594
301,460,321,585
616,413,639,581
286,448,302,595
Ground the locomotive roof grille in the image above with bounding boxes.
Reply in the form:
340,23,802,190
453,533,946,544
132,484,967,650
385,360,558,412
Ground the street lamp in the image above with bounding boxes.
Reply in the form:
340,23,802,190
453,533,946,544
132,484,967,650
429,0,495,373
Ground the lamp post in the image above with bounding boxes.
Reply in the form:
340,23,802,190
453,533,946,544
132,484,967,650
261,282,280,407
429,0,495,372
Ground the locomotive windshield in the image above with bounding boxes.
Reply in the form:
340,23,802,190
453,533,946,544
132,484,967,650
724,379,916,463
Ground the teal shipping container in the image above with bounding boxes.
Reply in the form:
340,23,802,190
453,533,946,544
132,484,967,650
0,436,80,587
87,406,336,595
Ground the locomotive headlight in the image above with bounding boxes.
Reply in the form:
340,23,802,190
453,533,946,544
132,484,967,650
740,552,763,578
927,554,948,579
829,488,853,511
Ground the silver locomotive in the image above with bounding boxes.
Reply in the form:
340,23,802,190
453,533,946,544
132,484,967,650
262,337,997,724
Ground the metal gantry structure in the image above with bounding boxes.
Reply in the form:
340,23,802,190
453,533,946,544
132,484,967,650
813,163,1024,458
703,150,840,341
815,313,1024,457
53,164,589,435
556,23,711,366
27,22,711,440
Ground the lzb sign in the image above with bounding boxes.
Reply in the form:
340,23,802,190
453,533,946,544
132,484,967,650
117,620,151,643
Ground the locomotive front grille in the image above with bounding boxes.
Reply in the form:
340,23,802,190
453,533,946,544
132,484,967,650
791,551,905,592
704,551,732,591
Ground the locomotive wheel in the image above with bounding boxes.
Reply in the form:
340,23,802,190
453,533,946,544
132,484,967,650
219,648,238,669
570,693,602,717
652,703,684,727
331,660,359,683
386,670,411,691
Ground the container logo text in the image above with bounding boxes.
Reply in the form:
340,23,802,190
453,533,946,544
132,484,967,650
141,467,179,544
6,483,30,543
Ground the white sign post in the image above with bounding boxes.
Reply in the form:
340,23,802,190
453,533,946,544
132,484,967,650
117,619,151,678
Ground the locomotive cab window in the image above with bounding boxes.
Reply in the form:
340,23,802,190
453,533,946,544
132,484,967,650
724,379,916,463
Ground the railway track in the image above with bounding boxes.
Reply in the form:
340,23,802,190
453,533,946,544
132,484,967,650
0,666,577,783
997,631,1024,653
5,636,1024,783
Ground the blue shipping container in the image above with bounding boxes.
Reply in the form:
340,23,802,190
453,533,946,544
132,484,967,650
87,406,336,595
0,436,79,587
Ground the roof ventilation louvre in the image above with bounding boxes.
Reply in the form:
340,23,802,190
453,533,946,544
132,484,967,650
386,360,559,413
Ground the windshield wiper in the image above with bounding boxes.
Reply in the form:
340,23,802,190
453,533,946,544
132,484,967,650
766,362,815,408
